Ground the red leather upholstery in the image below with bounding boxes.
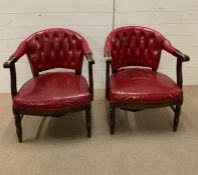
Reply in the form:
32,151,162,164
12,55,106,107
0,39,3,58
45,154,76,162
11,41,27,58
109,69,183,103
105,26,176,71
13,72,91,110
12,28,91,74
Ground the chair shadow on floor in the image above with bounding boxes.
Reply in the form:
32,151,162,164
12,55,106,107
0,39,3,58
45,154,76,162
24,111,86,142
114,107,176,135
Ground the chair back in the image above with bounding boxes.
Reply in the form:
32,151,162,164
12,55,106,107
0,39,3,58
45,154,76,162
105,26,173,71
24,28,90,73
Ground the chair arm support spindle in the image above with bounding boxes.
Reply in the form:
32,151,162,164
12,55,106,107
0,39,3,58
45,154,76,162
85,53,95,100
105,57,112,100
177,59,183,88
10,65,17,98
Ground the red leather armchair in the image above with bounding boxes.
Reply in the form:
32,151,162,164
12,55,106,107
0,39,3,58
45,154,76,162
104,26,190,134
3,28,94,142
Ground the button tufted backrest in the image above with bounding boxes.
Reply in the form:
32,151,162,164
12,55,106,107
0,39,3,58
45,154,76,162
23,28,91,74
105,26,175,71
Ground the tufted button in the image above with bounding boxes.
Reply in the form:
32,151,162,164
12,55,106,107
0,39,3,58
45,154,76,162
123,32,127,37
131,31,135,36
25,28,88,73
64,33,68,38
35,37,39,42
45,34,49,39
106,27,165,71
140,31,144,37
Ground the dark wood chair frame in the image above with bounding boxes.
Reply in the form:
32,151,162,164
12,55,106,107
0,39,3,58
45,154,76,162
105,50,190,134
3,53,94,142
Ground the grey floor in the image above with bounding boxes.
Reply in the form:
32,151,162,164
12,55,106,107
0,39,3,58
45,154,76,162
0,86,198,175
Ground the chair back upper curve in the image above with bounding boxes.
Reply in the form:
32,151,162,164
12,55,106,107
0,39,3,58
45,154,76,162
14,28,91,74
105,26,176,71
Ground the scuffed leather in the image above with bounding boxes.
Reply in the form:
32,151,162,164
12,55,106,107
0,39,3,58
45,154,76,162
13,72,91,110
109,68,183,103
105,26,176,71
12,28,91,74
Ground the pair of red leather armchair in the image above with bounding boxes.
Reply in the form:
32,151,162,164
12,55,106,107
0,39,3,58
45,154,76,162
3,27,189,142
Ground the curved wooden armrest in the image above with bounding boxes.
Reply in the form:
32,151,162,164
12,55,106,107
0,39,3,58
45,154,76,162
163,41,190,62
174,50,190,62
164,46,189,88
3,56,18,68
104,51,112,64
170,50,189,88
85,53,95,64
4,41,27,68
106,58,112,63
3,41,27,98
163,41,190,88
104,51,111,57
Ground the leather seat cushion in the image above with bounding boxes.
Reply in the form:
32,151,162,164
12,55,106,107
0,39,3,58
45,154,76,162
13,72,91,110
109,68,183,103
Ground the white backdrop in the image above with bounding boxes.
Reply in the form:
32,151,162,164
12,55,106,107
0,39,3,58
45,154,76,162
0,0,197,92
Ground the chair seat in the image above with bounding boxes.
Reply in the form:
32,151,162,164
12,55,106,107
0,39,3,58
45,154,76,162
13,72,91,110
109,68,183,103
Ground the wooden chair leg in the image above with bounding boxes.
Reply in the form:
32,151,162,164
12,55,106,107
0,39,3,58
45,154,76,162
110,106,115,135
173,105,181,132
14,113,22,142
85,106,91,138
